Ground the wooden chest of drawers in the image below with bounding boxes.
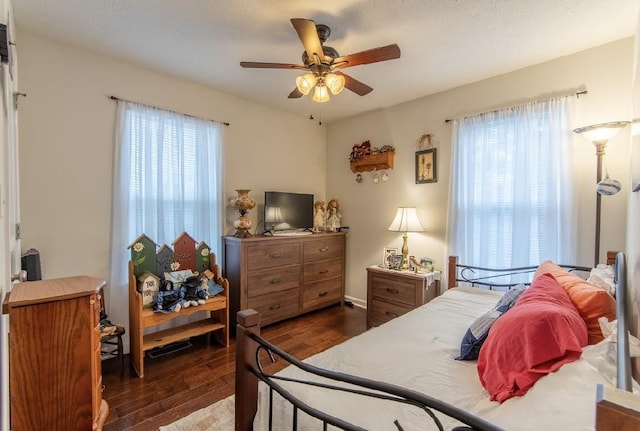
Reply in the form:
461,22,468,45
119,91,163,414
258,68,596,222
223,233,346,327
5,276,109,430
366,266,440,328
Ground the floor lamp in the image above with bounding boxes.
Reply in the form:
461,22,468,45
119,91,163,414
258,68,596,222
573,121,630,266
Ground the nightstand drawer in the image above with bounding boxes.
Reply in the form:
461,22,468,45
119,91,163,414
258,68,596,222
370,299,412,327
303,257,343,283
371,276,418,307
247,243,300,270
247,266,300,298
303,237,344,262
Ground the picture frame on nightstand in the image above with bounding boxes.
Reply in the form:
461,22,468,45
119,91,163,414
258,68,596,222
391,254,403,270
382,247,398,269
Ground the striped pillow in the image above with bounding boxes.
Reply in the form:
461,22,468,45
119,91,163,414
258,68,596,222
456,285,526,361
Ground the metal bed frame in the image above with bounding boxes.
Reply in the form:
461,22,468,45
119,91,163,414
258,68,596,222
235,252,633,430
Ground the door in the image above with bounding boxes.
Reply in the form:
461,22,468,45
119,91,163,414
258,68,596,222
0,1,20,430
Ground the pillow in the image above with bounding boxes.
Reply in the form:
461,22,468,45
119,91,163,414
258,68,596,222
587,264,616,296
534,261,616,344
456,285,526,361
477,273,588,403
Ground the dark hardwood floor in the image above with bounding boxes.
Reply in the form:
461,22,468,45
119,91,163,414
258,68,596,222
102,304,367,430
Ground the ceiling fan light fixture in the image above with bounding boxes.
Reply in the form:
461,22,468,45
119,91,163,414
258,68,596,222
325,73,345,95
296,73,317,95
312,83,330,103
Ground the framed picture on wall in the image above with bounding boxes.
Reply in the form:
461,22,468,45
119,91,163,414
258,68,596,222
415,148,437,184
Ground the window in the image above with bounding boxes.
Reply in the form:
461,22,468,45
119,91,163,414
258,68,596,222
447,97,576,270
108,101,224,316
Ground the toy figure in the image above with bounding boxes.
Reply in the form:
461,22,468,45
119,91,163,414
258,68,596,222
313,200,325,232
326,198,342,232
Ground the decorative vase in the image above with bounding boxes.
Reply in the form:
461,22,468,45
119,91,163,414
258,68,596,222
233,189,256,237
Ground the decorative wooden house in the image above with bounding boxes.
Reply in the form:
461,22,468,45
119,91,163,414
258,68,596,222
156,244,175,276
173,232,197,271
128,234,157,277
137,272,161,308
196,241,211,274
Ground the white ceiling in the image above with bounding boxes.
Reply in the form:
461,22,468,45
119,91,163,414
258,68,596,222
12,0,640,124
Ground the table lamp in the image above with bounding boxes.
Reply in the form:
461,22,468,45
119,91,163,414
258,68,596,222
388,207,424,270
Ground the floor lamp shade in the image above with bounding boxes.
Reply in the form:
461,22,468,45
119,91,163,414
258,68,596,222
388,207,425,270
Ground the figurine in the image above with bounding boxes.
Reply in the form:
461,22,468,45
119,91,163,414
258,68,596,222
313,200,325,232
326,198,342,232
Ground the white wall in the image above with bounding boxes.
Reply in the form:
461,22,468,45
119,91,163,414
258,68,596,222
16,30,636,315
16,30,327,328
328,38,634,304
627,14,640,377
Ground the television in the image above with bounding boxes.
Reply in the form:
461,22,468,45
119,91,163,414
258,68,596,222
264,191,314,232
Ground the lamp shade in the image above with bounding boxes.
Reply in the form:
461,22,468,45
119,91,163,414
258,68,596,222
312,84,330,103
573,121,630,143
265,206,283,224
325,73,345,95
295,73,317,95
388,207,424,232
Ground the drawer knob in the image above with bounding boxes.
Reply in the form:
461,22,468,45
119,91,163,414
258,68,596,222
269,278,282,284
318,269,329,274
318,291,328,297
386,311,399,318
269,304,281,310
269,253,282,259
319,247,329,252
386,288,399,294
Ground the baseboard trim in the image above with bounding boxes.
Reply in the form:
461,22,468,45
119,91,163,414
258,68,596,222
344,295,366,309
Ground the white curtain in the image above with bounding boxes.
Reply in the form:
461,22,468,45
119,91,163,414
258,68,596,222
447,96,577,271
108,101,224,332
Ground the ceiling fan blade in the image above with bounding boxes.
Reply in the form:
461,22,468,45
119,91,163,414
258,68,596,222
290,18,325,63
333,44,401,69
335,71,373,96
240,61,307,70
288,88,304,98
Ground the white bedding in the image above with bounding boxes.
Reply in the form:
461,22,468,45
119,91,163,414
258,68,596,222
253,287,617,430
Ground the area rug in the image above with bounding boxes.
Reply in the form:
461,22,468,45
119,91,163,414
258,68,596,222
159,395,234,431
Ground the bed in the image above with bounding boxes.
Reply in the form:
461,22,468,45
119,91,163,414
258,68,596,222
234,253,637,430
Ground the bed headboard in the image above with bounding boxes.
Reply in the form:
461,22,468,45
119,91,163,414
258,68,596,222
447,256,592,290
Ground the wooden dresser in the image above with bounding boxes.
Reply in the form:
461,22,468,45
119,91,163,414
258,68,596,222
223,232,346,326
366,266,440,328
5,276,108,431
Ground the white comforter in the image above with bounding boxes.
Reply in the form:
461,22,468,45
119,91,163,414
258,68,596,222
254,287,617,430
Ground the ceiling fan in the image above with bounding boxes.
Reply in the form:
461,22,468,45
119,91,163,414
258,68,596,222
240,18,401,103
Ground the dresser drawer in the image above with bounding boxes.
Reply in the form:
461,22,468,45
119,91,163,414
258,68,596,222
247,242,300,270
303,257,343,284
370,299,412,327
247,288,300,325
247,266,300,298
302,279,342,311
303,237,344,262
371,275,419,307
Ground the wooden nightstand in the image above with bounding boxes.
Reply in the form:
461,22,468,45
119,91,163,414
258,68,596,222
366,266,440,328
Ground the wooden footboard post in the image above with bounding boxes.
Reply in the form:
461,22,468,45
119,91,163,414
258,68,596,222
448,256,458,289
235,309,260,431
596,384,640,430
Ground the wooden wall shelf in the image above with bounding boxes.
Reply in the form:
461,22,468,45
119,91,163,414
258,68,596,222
350,151,394,173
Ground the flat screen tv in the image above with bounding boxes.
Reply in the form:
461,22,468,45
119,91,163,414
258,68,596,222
264,191,314,232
